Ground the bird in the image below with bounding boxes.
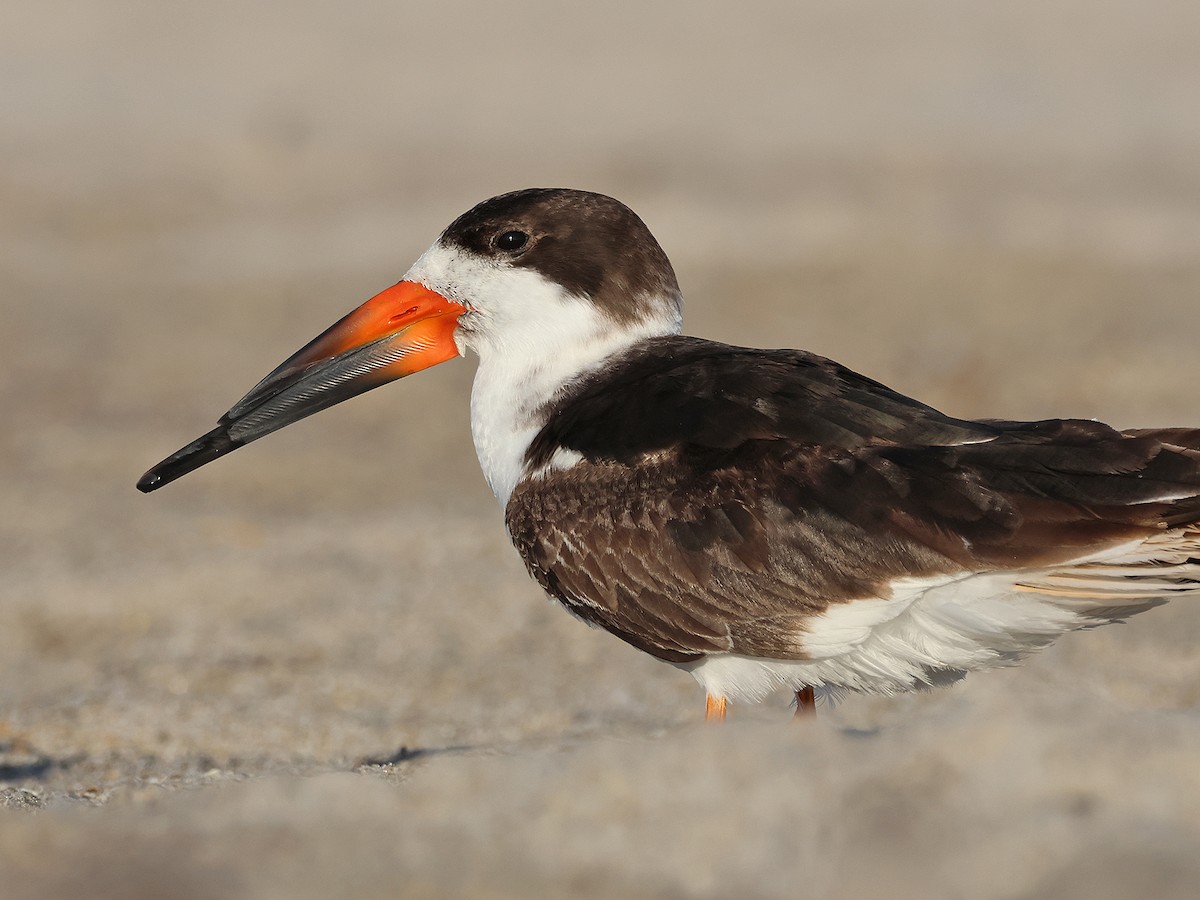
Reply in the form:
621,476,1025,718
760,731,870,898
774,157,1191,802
138,187,1200,722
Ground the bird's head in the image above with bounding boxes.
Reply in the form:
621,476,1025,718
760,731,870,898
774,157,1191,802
137,188,681,492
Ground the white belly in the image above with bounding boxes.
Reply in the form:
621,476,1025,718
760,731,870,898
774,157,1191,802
684,528,1200,702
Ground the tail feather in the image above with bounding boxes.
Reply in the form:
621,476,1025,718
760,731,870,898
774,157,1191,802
1015,524,1200,621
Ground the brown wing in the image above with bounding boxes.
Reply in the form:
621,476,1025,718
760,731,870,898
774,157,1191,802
507,452,965,662
508,338,1200,662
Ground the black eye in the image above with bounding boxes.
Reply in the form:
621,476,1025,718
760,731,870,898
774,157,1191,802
495,230,529,253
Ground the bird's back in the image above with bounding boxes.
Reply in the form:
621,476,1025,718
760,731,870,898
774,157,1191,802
506,336,1200,694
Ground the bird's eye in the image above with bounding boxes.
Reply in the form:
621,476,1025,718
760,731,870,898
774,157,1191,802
495,230,529,253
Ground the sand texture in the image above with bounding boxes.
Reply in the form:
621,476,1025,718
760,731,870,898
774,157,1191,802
3,1,1200,897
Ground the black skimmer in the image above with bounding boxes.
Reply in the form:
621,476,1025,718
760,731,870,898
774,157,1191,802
139,188,1200,721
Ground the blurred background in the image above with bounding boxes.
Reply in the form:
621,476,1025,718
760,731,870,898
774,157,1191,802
3,1,1199,898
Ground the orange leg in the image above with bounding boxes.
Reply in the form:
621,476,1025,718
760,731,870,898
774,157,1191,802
794,686,816,719
705,694,727,722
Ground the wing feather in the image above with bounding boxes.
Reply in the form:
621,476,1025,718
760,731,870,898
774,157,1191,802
507,337,1200,662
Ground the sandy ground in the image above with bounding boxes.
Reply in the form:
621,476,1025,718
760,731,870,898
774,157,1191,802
3,1,1200,897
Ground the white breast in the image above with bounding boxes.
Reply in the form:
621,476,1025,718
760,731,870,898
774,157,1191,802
467,312,671,506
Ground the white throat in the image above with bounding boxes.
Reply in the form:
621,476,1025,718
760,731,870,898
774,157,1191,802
403,241,682,507
468,313,673,506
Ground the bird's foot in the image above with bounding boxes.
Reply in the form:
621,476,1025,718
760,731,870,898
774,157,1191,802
794,686,816,719
705,694,727,722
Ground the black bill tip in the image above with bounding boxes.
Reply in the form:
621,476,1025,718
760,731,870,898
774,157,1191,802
137,426,242,493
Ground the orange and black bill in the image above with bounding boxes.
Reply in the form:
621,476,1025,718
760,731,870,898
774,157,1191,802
137,281,463,493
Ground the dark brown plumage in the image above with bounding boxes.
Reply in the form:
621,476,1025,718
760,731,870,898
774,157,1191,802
507,336,1200,664
441,188,682,326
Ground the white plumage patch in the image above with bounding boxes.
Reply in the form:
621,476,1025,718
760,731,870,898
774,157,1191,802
686,526,1200,702
404,240,680,506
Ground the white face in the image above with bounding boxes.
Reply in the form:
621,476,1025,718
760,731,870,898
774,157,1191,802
402,238,682,366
